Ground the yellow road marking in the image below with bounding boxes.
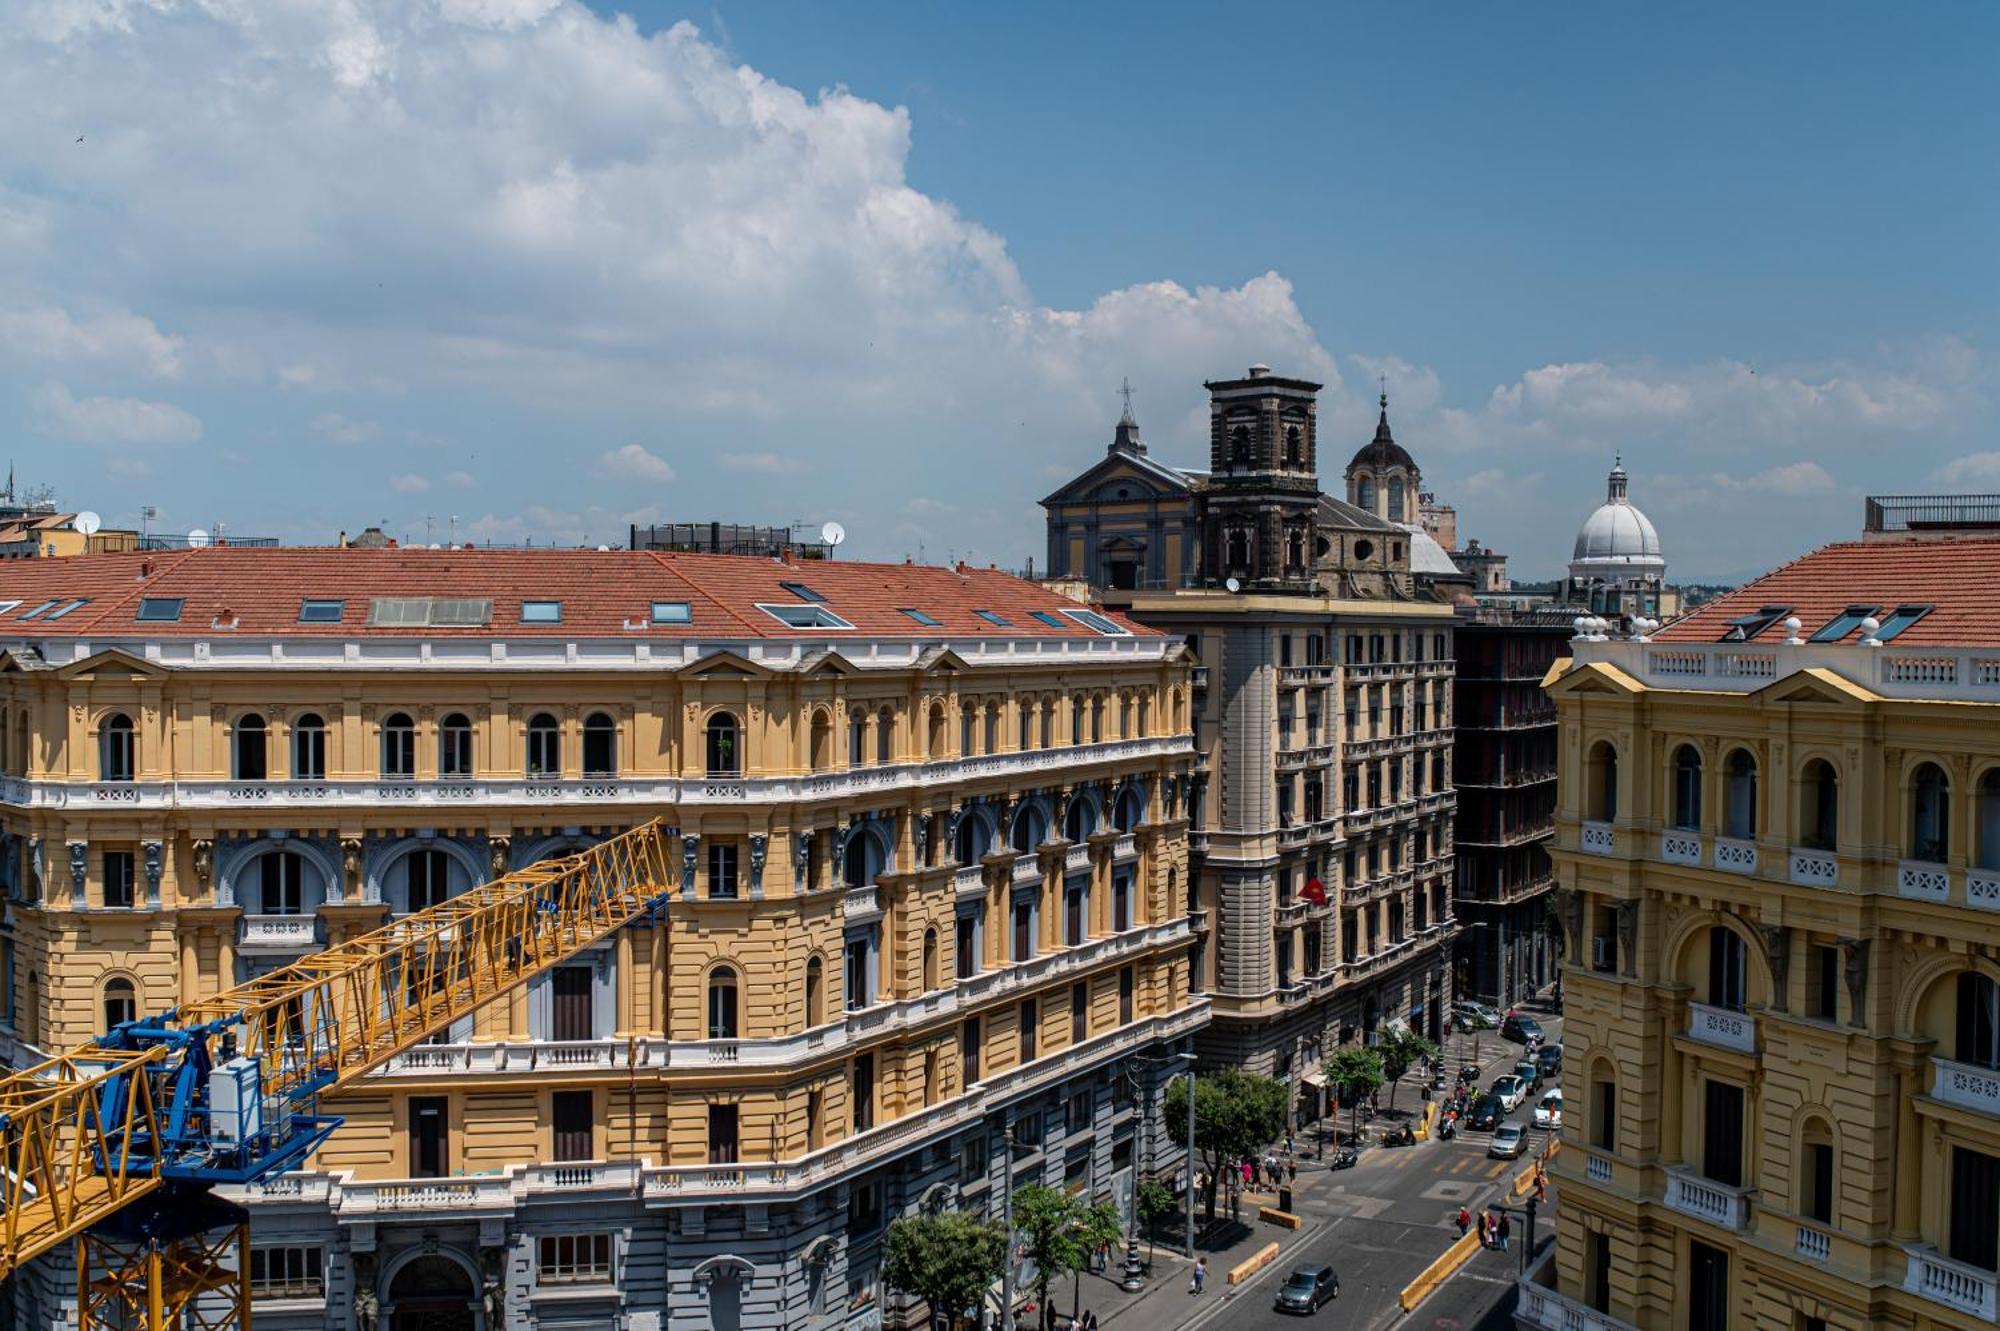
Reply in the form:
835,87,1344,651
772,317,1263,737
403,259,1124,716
1450,1157,1474,1175
1485,1161,1509,1178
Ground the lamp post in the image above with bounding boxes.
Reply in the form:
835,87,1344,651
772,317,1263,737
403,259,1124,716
999,1122,1015,1331
1120,1050,1194,1291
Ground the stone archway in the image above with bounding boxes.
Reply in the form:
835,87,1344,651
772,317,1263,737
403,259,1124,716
386,1252,479,1331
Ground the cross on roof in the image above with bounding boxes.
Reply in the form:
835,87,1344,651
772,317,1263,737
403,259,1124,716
1118,377,1136,421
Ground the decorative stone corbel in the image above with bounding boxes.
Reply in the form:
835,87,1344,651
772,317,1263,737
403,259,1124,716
913,816,929,867
142,840,163,909
190,837,213,901
488,836,511,880
334,837,360,905
680,833,699,896
1840,937,1871,1028
748,834,767,899
1758,924,1791,1011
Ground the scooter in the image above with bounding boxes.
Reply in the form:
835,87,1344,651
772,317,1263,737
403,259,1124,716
1329,1147,1359,1170
1382,1123,1416,1147
1437,1117,1457,1142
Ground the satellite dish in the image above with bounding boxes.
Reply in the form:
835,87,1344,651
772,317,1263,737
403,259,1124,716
1224,577,1241,593
186,528,211,549
821,521,846,548
74,510,102,537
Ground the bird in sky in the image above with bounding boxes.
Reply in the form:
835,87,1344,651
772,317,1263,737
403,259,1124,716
74,135,84,143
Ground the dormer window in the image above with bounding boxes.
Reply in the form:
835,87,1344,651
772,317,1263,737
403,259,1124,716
1718,605,1791,643
1808,605,1879,643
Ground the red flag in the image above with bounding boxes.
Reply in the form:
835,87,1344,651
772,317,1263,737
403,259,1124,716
1301,877,1328,906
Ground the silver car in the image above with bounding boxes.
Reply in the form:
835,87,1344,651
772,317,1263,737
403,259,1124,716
1489,1122,1528,1159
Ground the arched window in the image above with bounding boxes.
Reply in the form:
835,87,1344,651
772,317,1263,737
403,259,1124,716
259,851,307,915
705,712,740,777
1388,477,1405,522
844,827,881,889
1229,424,1251,464
928,703,947,758
984,703,1000,754
810,709,834,770
1017,701,1034,751
956,812,987,867
1979,771,2000,872
1119,696,1133,738
98,713,135,783
1800,760,1839,851
876,706,894,764
805,956,825,1028
1585,741,1618,822
377,712,412,780
1709,926,1748,1012
1959,973,2000,1069
1284,424,1302,465
1357,478,1376,513
1724,750,1758,838
1671,745,1702,831
1040,701,1057,751
707,967,739,1040
1799,1118,1836,1224
1011,803,1047,855
1226,528,1250,569
406,848,452,913
850,708,868,765
960,703,976,757
1071,697,1085,746
1113,785,1144,833
102,977,136,1033
923,928,940,992
1911,762,1950,863
1064,796,1096,843
1138,696,1152,737
1589,1061,1618,1150
1091,698,1105,743
582,712,617,777
233,714,268,782
526,713,561,778
439,712,474,777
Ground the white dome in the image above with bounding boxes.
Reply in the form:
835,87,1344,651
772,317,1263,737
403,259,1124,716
1572,500,1662,565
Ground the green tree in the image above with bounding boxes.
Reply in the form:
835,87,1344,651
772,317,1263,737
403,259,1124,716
1325,1045,1385,1141
1137,1177,1178,1263
883,1210,1008,1331
1163,1068,1287,1218
1011,1183,1124,1331
1378,1026,1440,1114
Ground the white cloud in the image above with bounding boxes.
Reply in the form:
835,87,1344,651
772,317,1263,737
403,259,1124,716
445,470,477,489
389,473,431,494
311,411,379,444
595,444,675,483
1708,461,1836,497
720,451,801,475
1932,452,2000,489
0,304,182,378
31,381,201,445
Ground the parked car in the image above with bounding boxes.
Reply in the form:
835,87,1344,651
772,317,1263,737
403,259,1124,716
1513,1058,1542,1093
1490,1074,1528,1112
1467,1094,1504,1131
1273,1264,1341,1314
1502,1013,1545,1046
1489,1122,1529,1159
1455,1001,1501,1030
1534,1089,1564,1130
1534,1044,1563,1080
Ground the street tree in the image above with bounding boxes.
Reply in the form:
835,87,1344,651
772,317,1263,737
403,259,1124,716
883,1210,1008,1331
1163,1068,1287,1218
1011,1183,1124,1330
1137,1177,1178,1263
1325,1045,1385,1141
1378,1026,1440,1114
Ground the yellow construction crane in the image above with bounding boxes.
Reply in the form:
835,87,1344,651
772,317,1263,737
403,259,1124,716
0,819,677,1329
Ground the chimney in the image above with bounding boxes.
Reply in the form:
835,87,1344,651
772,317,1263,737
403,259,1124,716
338,530,348,548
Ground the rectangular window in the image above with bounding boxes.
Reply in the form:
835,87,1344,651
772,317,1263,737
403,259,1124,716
1588,1231,1613,1313
1709,928,1748,1012
409,1095,448,1178
707,1103,739,1165
1702,1079,1744,1188
1070,981,1088,1043
780,580,827,603
1029,610,1068,630
846,936,871,1011
552,1089,592,1162
1809,945,1840,1021
297,598,345,623
960,1132,988,1184
708,842,738,898
1808,604,1880,643
520,599,563,624
248,1246,325,1300
961,1016,981,1085
649,600,692,624
1873,603,1934,642
1061,608,1129,636
1804,1141,1834,1223
15,599,58,621
1113,877,1131,932
898,607,942,627
1012,899,1034,962
1718,604,1791,643
102,851,135,909
537,1233,613,1285
851,1054,875,1132
956,913,979,979
1064,886,1086,946
1952,1145,2000,1271
974,609,1012,627
756,602,854,629
551,965,594,1042
135,596,183,622
1067,1089,1092,1135
1687,1241,1729,1331
848,1179,883,1235
1018,998,1038,1062
1119,965,1135,1024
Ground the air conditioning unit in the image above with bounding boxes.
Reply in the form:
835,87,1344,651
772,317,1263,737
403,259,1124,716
1591,936,1613,970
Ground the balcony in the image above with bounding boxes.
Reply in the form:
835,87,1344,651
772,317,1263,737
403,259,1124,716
1110,832,1138,861
1190,666,1210,689
1276,900,1309,925
1278,664,1337,686
1900,860,1952,903
1687,1002,1757,1054
1664,1168,1751,1231
1713,837,1758,876
1011,856,1042,886
240,913,318,952
1515,1280,1638,1331
1972,870,2000,912
1932,1056,2000,1119
843,886,881,921
1795,1225,1831,1263
1660,830,1702,866
1580,821,1615,856
1789,848,1838,888
1063,843,1091,874
954,865,987,898
1903,1244,2000,1321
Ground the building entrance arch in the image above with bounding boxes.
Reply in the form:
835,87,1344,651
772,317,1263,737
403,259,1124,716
385,1251,480,1331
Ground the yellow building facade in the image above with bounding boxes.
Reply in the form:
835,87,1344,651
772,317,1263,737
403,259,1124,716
1529,536,2000,1330
0,547,1202,1331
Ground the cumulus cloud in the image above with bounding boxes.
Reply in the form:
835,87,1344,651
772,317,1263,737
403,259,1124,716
31,381,201,445
1708,461,1837,497
445,470,478,489
0,304,182,378
720,451,802,475
389,473,431,494
595,444,675,483
311,412,379,444
1932,452,2000,489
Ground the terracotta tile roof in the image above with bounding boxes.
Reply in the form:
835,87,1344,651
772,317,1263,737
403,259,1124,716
0,548,1157,641
1653,538,2000,647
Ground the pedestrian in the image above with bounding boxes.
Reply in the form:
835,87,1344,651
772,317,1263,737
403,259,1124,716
1287,1158,1298,1184
1455,1205,1471,1237
1498,1212,1513,1251
1190,1257,1208,1296
1534,1172,1548,1204
1480,1212,1495,1248
1240,1159,1252,1188
1285,1131,1295,1155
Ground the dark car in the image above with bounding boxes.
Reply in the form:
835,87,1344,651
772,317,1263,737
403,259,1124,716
1535,1044,1563,1079
1502,1014,1545,1046
1467,1094,1504,1131
1273,1264,1340,1314
1514,1058,1543,1093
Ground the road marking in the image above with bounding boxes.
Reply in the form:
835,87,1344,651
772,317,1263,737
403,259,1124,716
1484,1161,1508,1178
1449,1157,1474,1175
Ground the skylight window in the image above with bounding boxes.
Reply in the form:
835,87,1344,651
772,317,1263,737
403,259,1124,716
521,600,563,625
298,599,346,624
135,597,184,623
16,599,59,621
1029,611,1068,630
651,601,692,625
756,602,854,630
431,598,491,627
0,602,17,617
974,609,1012,628
1062,608,1130,636
43,598,88,621
1808,605,1879,643
367,597,491,627
1872,604,1933,642
1717,605,1791,643
779,581,827,603
899,608,942,627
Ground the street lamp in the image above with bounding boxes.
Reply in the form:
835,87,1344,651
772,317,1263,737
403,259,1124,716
1118,1049,1195,1293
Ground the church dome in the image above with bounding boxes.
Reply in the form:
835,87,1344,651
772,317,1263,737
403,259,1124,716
1347,394,1416,475
1570,458,1665,570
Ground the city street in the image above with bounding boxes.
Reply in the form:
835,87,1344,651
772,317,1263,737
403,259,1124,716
1097,997,1562,1331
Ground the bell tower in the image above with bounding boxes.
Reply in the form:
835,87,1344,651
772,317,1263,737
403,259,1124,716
1201,365,1322,590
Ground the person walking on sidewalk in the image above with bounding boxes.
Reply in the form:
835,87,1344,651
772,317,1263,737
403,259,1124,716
1190,1258,1208,1296
1498,1212,1513,1251
1455,1205,1471,1237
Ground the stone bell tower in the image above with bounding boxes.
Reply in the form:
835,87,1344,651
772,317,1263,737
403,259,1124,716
1201,364,1322,590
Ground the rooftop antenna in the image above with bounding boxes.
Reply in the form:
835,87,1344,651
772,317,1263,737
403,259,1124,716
449,515,460,545
423,514,435,544
1118,376,1136,422
139,505,157,541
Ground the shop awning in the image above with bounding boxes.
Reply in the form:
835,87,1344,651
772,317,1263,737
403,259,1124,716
1299,1071,1328,1092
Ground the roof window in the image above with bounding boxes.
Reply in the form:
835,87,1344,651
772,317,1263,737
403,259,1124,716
16,599,60,621
779,581,827,604
1807,605,1879,643
1062,608,1130,637
974,609,1012,628
1872,604,1933,642
368,597,492,628
899,608,942,628
1717,605,1791,643
651,601,692,625
1029,611,1068,630
0,602,17,617
135,597,185,623
757,602,854,630
43,599,88,622
521,600,563,625
298,599,346,624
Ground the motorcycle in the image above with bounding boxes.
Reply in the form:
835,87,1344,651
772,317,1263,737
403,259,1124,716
1382,1124,1416,1148
1329,1147,1359,1170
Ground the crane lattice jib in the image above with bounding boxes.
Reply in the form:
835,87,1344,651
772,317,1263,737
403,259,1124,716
0,818,676,1282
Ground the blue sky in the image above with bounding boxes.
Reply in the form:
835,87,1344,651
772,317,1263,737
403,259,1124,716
2,0,1994,579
